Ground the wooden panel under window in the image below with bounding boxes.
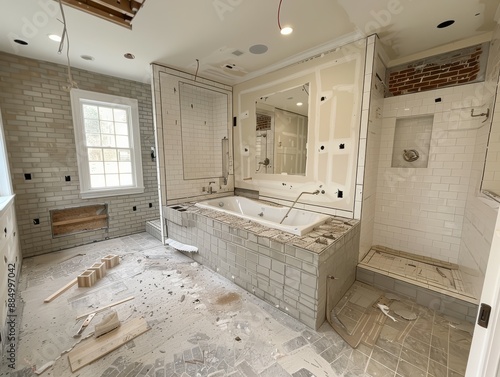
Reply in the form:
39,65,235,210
51,204,108,237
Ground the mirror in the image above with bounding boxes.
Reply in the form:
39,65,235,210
179,82,229,180
255,84,309,176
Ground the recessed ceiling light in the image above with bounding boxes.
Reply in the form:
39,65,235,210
249,44,268,54
48,34,61,42
81,55,95,61
13,39,28,45
296,102,303,106
124,53,135,59
437,20,455,28
280,26,293,35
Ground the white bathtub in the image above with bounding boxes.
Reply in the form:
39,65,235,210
195,196,330,236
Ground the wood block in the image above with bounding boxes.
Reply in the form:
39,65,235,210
68,317,150,372
101,254,119,269
77,270,97,288
89,262,106,279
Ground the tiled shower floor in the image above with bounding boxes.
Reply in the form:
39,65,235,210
1,234,473,377
359,246,477,304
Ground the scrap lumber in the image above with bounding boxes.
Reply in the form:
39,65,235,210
77,270,97,288
43,278,78,303
101,254,119,269
76,296,135,320
68,317,150,372
89,262,107,279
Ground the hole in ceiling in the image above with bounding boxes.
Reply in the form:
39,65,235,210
437,20,455,28
14,39,28,45
249,44,269,55
124,53,135,59
475,13,481,16
232,49,244,57
81,55,95,61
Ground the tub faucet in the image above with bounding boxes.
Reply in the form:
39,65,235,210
279,190,320,224
207,181,216,194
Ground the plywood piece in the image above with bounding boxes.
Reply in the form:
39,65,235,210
77,270,97,288
76,296,135,320
68,317,150,372
101,254,119,269
89,262,107,279
43,278,77,303
51,204,108,237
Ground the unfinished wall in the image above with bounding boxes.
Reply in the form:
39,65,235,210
387,44,487,97
233,39,366,218
0,52,158,257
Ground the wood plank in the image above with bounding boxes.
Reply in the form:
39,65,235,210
43,278,77,303
61,0,131,28
89,0,135,17
52,214,108,227
68,317,150,372
76,296,135,320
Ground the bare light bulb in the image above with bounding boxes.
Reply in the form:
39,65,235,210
280,26,293,35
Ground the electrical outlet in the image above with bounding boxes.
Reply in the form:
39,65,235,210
65,176,71,182
133,206,137,211
33,218,40,225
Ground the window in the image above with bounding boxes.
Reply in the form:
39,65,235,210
70,89,144,199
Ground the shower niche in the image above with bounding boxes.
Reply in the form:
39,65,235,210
391,115,433,168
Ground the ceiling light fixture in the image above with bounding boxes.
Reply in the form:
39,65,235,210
124,53,135,59
48,34,62,42
277,0,293,35
296,102,303,106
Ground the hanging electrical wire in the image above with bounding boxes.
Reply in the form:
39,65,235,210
277,0,292,35
57,0,78,89
194,59,200,81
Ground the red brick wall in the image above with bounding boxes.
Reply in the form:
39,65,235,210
388,45,485,97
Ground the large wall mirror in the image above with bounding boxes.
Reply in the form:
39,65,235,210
255,84,309,176
179,82,229,180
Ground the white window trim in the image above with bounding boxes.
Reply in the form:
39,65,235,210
70,89,144,199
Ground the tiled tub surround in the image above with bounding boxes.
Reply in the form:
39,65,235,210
164,204,360,329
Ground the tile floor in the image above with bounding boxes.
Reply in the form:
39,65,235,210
0,233,472,377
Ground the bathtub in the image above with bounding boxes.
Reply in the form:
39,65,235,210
195,196,330,236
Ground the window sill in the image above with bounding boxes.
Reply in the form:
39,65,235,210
80,187,145,199
0,194,15,217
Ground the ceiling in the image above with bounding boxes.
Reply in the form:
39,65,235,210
0,0,499,85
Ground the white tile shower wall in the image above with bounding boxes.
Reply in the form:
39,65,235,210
374,82,486,264
152,65,234,206
179,83,225,178
359,36,386,261
0,52,159,257
457,24,500,298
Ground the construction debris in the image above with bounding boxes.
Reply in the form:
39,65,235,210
94,311,121,338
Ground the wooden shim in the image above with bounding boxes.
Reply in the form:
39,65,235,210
44,278,77,303
76,296,135,320
68,317,150,372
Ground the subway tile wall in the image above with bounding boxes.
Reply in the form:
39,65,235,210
0,52,159,257
359,36,386,261
375,82,486,264
151,65,234,207
165,207,360,329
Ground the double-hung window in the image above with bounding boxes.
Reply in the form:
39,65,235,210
70,89,144,199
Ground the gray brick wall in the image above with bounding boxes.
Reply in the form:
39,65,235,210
0,52,159,257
